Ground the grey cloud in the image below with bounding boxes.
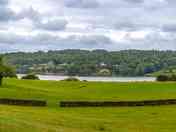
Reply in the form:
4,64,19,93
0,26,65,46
35,19,68,31
0,32,62,47
63,0,145,9
1,0,176,52
16,7,41,21
0,0,17,22
166,0,176,4
0,32,113,52
126,32,176,50
56,0,167,9
0,7,16,21
0,32,29,44
73,35,112,45
1,31,176,52
16,7,67,31
124,0,144,4
0,1,41,22
114,21,141,31
64,0,99,8
162,24,176,32
0,0,8,5
114,19,159,31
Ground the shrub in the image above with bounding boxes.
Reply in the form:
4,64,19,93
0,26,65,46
157,74,176,82
170,74,176,81
156,75,169,81
62,77,80,81
0,57,17,86
22,74,39,80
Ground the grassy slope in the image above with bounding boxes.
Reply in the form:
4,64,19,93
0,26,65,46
147,67,176,77
1,79,176,131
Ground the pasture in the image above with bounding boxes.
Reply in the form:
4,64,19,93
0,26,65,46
0,79,176,131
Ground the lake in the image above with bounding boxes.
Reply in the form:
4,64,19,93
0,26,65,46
18,74,156,82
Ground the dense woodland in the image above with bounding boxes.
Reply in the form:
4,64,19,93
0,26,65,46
2,49,176,76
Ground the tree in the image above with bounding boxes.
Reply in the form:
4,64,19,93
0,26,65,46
135,64,145,76
21,73,39,80
0,57,16,86
4,49,176,77
156,75,169,82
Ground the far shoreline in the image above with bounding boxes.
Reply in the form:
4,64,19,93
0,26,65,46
17,74,156,82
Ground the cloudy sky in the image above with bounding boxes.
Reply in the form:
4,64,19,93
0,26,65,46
0,0,176,52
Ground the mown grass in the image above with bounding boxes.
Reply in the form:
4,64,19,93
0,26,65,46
1,79,176,107
0,79,176,131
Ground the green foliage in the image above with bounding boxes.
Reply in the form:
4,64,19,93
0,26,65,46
157,74,176,82
21,74,39,80
3,49,176,76
148,66,176,77
0,56,16,85
0,65,16,77
170,74,176,81
61,77,80,81
156,75,169,81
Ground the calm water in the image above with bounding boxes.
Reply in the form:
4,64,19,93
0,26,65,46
18,74,156,82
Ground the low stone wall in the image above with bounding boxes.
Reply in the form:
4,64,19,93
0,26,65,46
60,99,176,107
0,98,46,107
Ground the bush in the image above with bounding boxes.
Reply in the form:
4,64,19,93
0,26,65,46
22,74,39,80
170,75,176,81
157,74,176,82
156,75,169,81
0,57,17,86
62,77,80,82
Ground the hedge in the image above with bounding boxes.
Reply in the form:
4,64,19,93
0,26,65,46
60,99,176,107
0,98,46,106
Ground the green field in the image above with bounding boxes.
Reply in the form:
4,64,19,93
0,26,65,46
146,66,176,77
1,79,176,132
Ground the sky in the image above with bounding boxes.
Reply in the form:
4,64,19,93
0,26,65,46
0,0,176,52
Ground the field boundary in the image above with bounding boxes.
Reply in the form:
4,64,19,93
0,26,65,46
60,99,176,107
0,98,46,107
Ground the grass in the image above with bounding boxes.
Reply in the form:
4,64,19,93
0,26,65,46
1,79,176,131
146,66,176,77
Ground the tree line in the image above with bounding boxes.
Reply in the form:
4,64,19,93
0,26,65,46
2,49,176,76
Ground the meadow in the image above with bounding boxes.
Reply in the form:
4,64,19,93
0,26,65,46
0,79,176,131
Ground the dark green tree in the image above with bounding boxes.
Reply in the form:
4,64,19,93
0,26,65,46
21,73,39,80
0,57,16,86
4,49,176,77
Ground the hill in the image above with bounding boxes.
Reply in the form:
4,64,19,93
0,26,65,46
2,49,176,77
147,66,176,77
